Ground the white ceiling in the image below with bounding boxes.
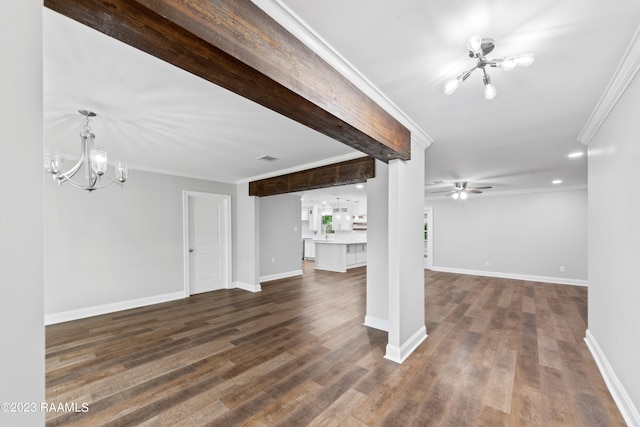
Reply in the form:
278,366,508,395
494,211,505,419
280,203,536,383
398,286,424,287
44,1,640,197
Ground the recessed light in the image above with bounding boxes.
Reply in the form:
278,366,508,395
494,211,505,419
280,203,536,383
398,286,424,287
356,184,364,189
568,152,584,158
552,179,563,185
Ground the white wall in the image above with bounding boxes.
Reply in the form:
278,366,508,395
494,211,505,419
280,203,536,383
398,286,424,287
587,49,640,420
44,169,236,322
0,1,44,425
427,189,587,283
259,194,302,280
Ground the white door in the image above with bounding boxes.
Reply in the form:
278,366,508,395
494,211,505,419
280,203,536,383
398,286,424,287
184,192,231,295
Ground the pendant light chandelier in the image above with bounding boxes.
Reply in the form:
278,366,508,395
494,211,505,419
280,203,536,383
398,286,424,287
44,110,128,192
444,35,534,99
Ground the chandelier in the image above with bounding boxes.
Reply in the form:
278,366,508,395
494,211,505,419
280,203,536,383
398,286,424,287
444,35,534,99
44,110,128,192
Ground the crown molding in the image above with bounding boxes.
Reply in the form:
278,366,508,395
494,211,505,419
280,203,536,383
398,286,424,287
251,0,433,150
578,25,640,145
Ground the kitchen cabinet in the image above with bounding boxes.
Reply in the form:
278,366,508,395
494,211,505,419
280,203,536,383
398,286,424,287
346,243,366,265
315,241,367,272
303,238,315,259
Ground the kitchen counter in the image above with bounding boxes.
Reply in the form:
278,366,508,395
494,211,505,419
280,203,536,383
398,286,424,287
314,241,367,272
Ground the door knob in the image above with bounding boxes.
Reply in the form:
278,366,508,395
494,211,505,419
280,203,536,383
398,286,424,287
189,249,194,253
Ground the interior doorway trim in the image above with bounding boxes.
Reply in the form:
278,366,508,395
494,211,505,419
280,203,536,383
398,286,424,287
182,191,232,296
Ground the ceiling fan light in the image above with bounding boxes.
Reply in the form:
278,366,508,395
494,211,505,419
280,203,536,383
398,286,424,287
515,53,535,67
459,191,468,200
452,192,459,200
467,35,483,55
444,77,460,95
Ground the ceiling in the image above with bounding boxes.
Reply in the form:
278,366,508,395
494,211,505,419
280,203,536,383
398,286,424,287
43,1,640,199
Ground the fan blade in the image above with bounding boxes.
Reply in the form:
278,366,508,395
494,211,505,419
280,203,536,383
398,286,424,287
467,190,483,194
430,189,455,193
467,186,492,190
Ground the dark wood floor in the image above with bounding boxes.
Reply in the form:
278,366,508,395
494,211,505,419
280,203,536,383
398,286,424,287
46,262,624,426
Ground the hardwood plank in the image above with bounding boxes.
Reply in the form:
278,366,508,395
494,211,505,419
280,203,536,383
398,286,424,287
45,265,626,426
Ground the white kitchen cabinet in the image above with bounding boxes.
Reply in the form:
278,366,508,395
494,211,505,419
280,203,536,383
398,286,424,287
347,243,366,265
346,244,357,265
355,244,367,264
315,241,367,272
303,239,315,259
307,206,320,231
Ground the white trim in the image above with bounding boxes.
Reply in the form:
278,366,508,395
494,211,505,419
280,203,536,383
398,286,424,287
259,269,303,283
584,330,640,426
364,315,389,332
578,25,640,145
44,291,185,325
237,152,366,184
232,281,262,293
250,0,433,150
183,191,233,296
384,326,427,364
431,266,588,287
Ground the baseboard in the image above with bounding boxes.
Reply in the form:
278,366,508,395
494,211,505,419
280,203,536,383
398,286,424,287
431,266,588,287
44,291,185,325
364,315,389,332
259,269,303,283
233,281,262,293
384,325,427,364
584,330,640,426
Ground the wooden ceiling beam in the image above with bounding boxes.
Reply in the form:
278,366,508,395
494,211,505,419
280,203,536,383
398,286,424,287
44,0,411,162
249,157,374,197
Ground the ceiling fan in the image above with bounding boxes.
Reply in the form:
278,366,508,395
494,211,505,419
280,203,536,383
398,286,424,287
431,181,492,200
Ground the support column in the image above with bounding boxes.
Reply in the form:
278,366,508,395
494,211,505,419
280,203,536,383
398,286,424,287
234,182,261,292
364,138,428,363
365,160,390,331
385,138,427,363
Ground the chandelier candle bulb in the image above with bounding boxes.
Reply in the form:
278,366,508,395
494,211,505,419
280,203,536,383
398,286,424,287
91,150,107,176
444,78,460,95
516,53,535,67
116,162,128,183
467,34,483,55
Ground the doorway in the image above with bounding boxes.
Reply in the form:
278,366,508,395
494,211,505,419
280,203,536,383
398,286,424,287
183,191,231,295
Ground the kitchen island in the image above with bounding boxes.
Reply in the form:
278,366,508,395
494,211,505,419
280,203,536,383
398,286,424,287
314,240,367,272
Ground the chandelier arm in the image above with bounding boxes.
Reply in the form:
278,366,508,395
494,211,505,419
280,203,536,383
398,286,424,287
458,65,479,81
62,175,122,192
54,139,88,184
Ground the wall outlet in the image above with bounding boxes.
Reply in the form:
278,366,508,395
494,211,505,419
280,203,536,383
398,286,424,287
485,260,490,267
293,225,298,232
560,265,566,272
271,257,275,264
